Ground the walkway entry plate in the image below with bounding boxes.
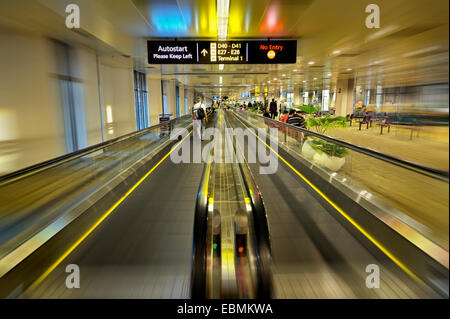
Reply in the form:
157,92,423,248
147,40,296,64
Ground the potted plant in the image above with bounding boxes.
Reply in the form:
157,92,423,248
296,105,321,115
302,115,349,171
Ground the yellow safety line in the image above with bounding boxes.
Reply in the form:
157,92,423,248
231,112,422,283
29,132,192,291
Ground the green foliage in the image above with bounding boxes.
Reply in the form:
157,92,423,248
305,114,348,158
246,105,263,114
306,114,347,134
309,137,349,158
294,105,320,114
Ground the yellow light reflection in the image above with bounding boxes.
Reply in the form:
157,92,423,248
198,0,216,36
208,0,217,34
228,1,243,34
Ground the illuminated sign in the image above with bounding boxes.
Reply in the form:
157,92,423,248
147,40,296,64
247,41,297,64
147,41,197,64
197,41,246,63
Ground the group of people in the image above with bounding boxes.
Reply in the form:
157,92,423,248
262,99,306,129
280,109,306,128
192,96,307,141
238,101,265,112
261,98,292,119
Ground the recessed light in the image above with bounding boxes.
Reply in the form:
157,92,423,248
327,73,332,76
293,69,298,72
273,78,278,80
347,68,352,71
282,74,286,77
313,77,318,80
332,50,341,55
308,61,315,65
302,80,306,83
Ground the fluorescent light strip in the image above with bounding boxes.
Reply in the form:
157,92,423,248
217,0,230,41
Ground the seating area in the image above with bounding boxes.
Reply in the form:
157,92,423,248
377,117,393,135
345,111,430,140
358,113,373,130
327,120,448,171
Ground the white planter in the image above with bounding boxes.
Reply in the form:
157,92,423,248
301,141,316,160
302,140,346,172
313,152,346,171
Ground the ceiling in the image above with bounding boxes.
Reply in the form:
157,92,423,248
1,0,449,98
128,0,449,98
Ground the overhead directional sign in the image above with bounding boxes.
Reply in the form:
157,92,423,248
147,40,296,64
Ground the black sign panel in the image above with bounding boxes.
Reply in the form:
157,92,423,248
197,41,246,64
248,40,297,64
147,41,197,64
147,40,296,64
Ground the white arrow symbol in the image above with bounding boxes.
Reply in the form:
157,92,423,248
201,49,208,56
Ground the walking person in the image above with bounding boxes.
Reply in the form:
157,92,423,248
269,98,277,119
192,96,208,140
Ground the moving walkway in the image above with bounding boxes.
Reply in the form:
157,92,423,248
0,107,447,299
225,108,448,298
0,115,200,298
191,110,272,298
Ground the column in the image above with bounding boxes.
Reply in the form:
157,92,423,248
186,88,194,115
293,85,301,106
179,84,186,115
147,74,163,125
165,79,177,116
335,78,355,117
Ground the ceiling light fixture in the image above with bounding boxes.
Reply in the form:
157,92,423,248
332,50,341,55
217,0,230,41
218,64,224,70
402,46,441,58
308,61,315,65
347,68,352,71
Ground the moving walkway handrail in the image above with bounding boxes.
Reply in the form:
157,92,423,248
233,108,449,182
0,115,191,185
225,109,273,298
190,157,211,299
190,111,215,299
235,146,273,298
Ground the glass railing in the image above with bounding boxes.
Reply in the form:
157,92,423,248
232,108,449,251
0,115,192,259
